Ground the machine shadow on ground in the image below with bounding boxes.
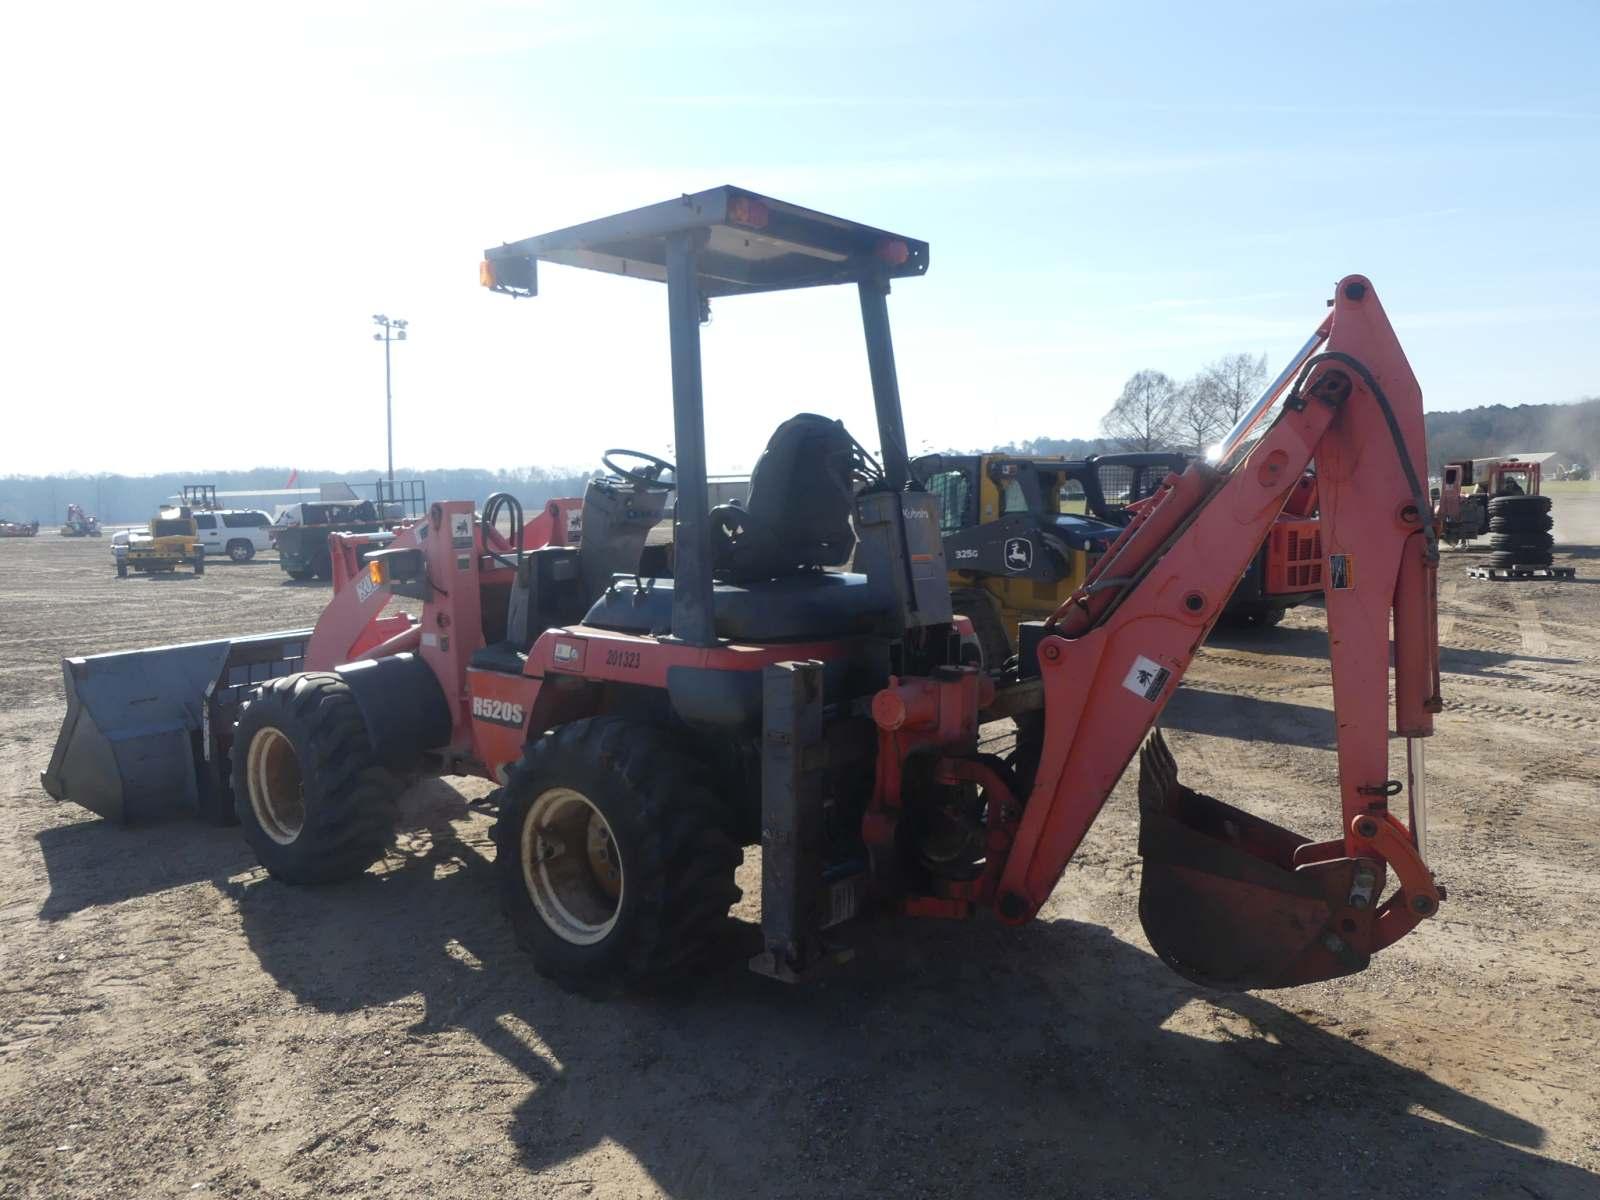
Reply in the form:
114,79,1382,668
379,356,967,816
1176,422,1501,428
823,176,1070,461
36,818,255,921
1439,644,1585,676
180,786,1587,1200
1206,607,1592,676
1204,622,1330,659
1162,687,1335,749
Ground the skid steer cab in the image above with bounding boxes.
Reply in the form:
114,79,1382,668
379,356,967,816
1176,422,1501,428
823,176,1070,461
47,188,1443,999
916,450,1323,664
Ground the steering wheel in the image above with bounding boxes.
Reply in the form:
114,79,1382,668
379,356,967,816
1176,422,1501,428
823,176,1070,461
602,449,676,491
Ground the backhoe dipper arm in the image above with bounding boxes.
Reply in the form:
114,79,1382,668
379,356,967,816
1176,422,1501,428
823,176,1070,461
995,277,1441,988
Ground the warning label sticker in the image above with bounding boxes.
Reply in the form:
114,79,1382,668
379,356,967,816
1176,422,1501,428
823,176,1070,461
1122,654,1171,702
1329,553,1355,590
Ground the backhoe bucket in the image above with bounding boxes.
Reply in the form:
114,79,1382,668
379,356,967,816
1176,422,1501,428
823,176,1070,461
1136,732,1374,990
41,630,312,824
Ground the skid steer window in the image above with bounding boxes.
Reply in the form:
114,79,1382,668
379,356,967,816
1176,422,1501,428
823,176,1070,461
926,471,971,533
1056,479,1087,515
1098,465,1135,506
1001,479,1029,514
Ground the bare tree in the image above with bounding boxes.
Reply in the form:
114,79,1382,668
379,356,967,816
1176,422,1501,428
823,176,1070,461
1173,376,1222,455
1199,352,1269,431
1102,370,1178,451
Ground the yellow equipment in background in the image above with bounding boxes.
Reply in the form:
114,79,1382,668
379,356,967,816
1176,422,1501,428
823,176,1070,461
118,503,205,577
912,452,1184,667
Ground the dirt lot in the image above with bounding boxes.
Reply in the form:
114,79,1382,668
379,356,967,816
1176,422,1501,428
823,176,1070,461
3,512,1599,1200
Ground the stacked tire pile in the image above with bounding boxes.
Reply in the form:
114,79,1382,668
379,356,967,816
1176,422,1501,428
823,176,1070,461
1485,494,1554,570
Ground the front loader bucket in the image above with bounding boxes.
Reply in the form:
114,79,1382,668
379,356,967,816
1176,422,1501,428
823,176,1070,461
1137,732,1374,990
41,629,312,824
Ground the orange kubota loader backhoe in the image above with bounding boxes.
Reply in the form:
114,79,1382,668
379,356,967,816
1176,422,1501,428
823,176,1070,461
43,188,1442,995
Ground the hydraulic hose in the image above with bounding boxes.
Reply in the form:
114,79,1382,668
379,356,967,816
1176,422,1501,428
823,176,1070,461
1284,351,1438,562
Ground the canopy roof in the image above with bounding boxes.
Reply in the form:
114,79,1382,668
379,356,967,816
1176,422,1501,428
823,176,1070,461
484,186,928,298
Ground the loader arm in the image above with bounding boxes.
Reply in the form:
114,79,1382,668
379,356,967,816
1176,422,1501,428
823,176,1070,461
996,276,1441,988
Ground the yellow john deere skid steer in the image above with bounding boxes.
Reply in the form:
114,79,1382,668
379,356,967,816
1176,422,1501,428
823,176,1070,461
913,451,1185,666
916,451,1322,664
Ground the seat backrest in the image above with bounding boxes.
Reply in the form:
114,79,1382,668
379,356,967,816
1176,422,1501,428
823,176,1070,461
714,414,857,580
505,546,586,648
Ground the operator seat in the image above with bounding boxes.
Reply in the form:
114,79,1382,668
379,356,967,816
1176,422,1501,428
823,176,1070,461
582,414,882,642
709,413,857,580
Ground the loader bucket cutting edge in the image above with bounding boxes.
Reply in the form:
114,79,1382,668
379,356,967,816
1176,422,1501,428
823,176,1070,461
1136,731,1375,990
41,629,314,824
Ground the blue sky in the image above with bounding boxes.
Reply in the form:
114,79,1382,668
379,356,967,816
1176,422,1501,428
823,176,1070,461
3,0,1596,476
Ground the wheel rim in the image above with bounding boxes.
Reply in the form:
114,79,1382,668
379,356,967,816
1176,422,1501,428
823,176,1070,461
521,787,623,945
247,727,305,844
230,542,250,561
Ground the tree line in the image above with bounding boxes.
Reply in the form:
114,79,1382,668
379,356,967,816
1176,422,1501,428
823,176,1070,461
6,393,1593,526
1102,360,1597,474
0,465,596,526
1101,353,1268,455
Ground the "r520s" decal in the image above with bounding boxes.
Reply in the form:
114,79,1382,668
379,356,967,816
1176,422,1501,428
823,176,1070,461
471,696,526,728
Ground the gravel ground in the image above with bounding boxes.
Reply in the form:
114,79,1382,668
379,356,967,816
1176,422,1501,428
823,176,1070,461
2,509,1598,1200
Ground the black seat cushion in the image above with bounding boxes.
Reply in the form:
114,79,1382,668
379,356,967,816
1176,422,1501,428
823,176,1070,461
710,413,858,580
583,572,881,642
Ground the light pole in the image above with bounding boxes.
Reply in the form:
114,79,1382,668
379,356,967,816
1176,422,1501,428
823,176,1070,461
371,314,409,484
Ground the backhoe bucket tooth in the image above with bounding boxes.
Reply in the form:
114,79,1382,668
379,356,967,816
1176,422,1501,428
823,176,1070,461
1136,731,1370,991
41,630,312,824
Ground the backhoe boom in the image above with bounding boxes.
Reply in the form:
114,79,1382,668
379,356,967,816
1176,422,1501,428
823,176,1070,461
995,276,1441,988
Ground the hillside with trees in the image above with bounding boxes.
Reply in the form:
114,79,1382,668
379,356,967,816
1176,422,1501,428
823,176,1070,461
1422,398,1598,471
5,394,1595,526
1097,353,1596,474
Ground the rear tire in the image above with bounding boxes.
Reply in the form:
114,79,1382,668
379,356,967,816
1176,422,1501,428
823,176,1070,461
495,717,741,995
285,567,315,581
226,539,256,562
231,673,397,884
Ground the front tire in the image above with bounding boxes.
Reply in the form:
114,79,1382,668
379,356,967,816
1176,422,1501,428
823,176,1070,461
231,672,397,883
495,718,741,994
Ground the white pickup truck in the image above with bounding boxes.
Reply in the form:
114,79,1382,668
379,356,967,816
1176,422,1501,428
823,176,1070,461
193,509,274,561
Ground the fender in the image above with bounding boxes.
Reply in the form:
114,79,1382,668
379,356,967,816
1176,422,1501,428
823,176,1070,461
337,653,453,770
